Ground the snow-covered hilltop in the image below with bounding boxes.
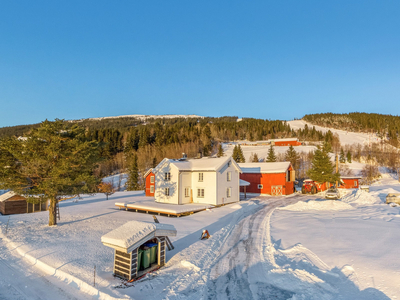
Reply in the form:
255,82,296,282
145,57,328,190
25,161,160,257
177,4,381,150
77,114,205,122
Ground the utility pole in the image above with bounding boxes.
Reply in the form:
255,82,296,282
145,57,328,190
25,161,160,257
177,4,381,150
336,153,339,187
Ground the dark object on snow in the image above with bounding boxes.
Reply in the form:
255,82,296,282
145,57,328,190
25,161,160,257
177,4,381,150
201,229,210,240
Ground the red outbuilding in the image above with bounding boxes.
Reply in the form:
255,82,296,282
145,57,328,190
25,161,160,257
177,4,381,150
144,169,155,197
271,138,302,147
238,162,296,196
339,176,361,189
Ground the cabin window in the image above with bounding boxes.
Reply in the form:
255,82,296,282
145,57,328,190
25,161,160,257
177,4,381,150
165,188,170,196
197,188,205,198
199,173,204,182
185,187,190,197
164,172,171,181
354,181,357,187
150,176,154,183
150,186,154,193
258,184,263,189
228,161,231,167
227,171,232,181
227,187,232,198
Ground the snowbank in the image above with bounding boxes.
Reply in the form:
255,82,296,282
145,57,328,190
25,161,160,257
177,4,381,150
341,189,381,205
279,200,354,211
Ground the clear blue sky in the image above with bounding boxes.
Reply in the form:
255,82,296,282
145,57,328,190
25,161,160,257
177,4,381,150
1,1,400,127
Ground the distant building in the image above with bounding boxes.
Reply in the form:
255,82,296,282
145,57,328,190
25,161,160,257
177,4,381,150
238,162,296,196
0,191,48,215
144,169,155,197
339,176,361,189
270,138,302,146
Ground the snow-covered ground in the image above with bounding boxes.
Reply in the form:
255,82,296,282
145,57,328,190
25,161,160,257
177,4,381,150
1,172,400,299
287,119,384,146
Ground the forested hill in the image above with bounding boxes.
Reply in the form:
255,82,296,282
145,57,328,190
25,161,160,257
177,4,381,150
303,113,400,144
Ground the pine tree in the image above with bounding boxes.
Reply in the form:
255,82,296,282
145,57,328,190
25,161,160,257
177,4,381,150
0,120,101,226
339,148,346,163
126,153,139,190
217,144,224,157
285,145,300,171
266,145,277,162
232,145,239,162
346,151,352,163
307,145,340,183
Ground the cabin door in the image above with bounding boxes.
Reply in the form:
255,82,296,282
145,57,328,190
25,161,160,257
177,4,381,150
271,185,283,196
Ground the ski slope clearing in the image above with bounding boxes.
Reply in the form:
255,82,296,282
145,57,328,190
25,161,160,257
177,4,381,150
1,175,399,299
287,119,383,146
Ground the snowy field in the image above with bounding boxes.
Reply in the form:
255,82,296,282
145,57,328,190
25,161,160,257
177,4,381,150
1,173,400,299
287,119,383,146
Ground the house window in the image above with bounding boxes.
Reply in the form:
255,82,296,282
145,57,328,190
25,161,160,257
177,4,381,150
354,181,357,187
150,186,154,193
197,188,205,198
150,176,154,183
228,161,231,167
185,187,190,197
165,188,170,196
199,173,204,182
227,171,232,181
164,172,171,181
258,184,263,189
227,187,232,198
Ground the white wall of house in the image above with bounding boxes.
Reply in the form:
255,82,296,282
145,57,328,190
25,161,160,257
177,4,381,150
191,171,217,205
155,161,180,204
216,161,240,205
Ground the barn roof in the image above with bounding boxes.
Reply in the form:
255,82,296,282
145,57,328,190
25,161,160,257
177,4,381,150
0,191,16,202
238,162,291,174
101,220,177,253
270,138,298,142
143,168,153,178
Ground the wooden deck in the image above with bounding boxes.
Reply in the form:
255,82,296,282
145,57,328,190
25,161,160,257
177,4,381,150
115,201,213,217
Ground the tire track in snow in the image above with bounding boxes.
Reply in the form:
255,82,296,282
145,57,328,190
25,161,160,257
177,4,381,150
204,197,302,300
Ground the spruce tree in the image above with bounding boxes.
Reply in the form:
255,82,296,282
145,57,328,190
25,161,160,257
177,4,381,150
217,144,224,157
346,151,352,163
126,153,139,191
339,148,346,163
307,145,340,183
238,145,246,163
266,145,277,162
252,153,259,162
285,145,300,171
232,145,239,162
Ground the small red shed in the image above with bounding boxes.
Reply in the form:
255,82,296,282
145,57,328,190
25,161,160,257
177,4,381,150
339,176,361,189
238,162,295,196
144,169,155,197
271,138,302,147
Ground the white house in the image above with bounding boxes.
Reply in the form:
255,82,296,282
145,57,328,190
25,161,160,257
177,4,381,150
152,156,242,206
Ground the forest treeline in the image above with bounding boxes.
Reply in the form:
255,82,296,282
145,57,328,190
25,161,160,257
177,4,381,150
303,112,400,146
0,116,329,181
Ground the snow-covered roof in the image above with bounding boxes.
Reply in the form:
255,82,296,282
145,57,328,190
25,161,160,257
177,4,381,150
341,176,362,179
143,168,153,178
155,156,241,173
240,179,250,186
0,191,16,202
101,220,177,253
238,162,291,174
271,138,298,142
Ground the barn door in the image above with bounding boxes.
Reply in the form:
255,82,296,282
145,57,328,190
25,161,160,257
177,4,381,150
271,185,283,196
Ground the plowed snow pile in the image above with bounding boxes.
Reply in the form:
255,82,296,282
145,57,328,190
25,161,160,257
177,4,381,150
280,200,354,211
341,189,381,205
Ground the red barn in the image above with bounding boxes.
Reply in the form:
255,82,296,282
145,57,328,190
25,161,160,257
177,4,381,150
339,176,361,189
144,169,155,197
238,162,295,196
271,138,302,146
